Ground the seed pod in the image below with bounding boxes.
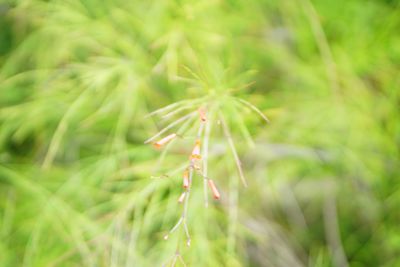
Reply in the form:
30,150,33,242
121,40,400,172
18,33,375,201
178,192,186,203
183,169,189,188
208,179,220,200
198,107,207,122
153,133,177,148
189,140,201,160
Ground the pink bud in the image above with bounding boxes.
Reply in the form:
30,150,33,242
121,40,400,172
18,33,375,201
208,179,220,200
189,140,201,160
183,169,189,188
198,107,207,122
178,192,186,203
153,133,177,149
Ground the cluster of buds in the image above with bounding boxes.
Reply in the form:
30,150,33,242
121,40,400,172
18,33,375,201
149,106,221,249
148,96,267,265
151,107,221,203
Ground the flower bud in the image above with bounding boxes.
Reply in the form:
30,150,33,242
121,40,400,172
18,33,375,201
208,179,220,200
153,133,177,149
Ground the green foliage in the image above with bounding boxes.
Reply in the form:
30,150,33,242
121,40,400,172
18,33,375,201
0,0,399,266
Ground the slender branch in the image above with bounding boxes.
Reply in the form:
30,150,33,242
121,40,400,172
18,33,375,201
145,101,184,118
42,90,88,169
182,165,194,246
323,195,349,267
231,104,255,148
234,97,270,124
219,113,248,187
227,170,239,255
144,111,196,144
145,98,204,118
299,0,340,98
176,254,187,267
155,115,197,173
162,105,196,120
202,115,212,207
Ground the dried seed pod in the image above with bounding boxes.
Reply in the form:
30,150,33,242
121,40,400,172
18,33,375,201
178,192,186,203
183,169,190,189
189,139,201,160
153,133,177,148
208,179,220,200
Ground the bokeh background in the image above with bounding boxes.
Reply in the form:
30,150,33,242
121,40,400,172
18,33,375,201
0,0,399,266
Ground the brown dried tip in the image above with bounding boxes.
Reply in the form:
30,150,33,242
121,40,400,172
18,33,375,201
153,133,177,149
198,107,207,122
208,179,220,200
183,169,190,189
178,192,186,203
189,139,201,160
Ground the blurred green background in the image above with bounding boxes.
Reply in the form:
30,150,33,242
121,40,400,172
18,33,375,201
0,0,399,266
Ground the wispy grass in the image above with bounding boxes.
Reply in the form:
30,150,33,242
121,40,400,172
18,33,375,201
1,0,399,266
